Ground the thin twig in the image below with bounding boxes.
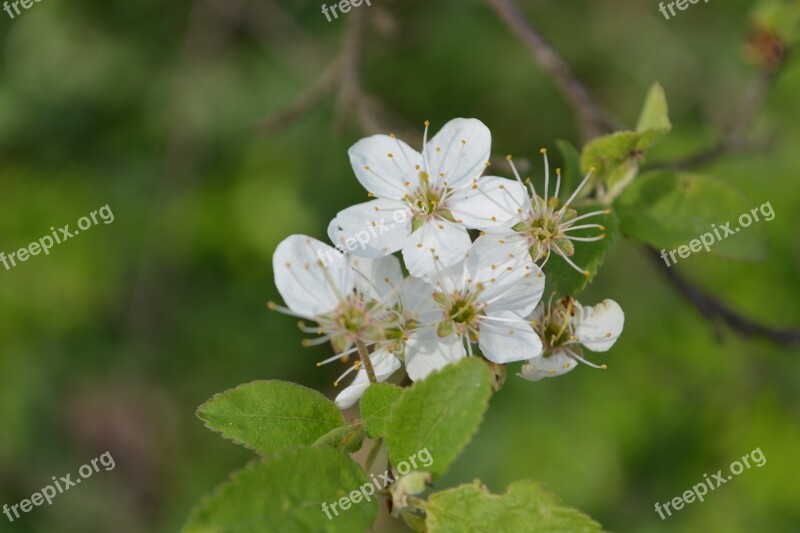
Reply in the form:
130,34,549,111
254,62,340,134
648,249,800,347
484,0,619,141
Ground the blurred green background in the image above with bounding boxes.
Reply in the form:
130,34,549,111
1,0,799,531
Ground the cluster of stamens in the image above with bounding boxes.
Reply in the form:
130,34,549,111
505,150,610,276
534,295,607,371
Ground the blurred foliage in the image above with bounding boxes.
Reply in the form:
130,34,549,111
0,0,799,531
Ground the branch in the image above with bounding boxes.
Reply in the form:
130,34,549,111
648,249,800,347
484,0,619,141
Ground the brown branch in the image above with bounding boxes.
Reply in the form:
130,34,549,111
484,0,619,142
648,249,800,347
253,62,340,134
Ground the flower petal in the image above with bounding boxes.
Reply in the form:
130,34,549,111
400,277,442,326
273,235,354,317
328,199,412,258
425,118,490,189
449,176,528,230
401,219,471,277
466,234,544,316
334,350,402,409
574,299,625,352
404,328,467,381
349,135,423,200
478,310,543,364
517,352,577,382
349,255,404,305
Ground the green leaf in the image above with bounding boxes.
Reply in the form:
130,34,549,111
197,380,346,455
360,383,404,439
426,480,603,533
614,171,769,261
546,206,618,296
183,447,377,533
384,358,491,478
313,424,365,453
636,82,672,148
580,131,641,202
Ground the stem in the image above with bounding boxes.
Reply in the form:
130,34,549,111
365,438,383,472
356,340,378,384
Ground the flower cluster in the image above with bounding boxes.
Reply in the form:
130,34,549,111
270,118,625,408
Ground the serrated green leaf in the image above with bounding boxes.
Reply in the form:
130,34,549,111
360,383,404,439
546,206,618,296
636,82,672,148
614,171,769,261
384,358,491,478
183,447,377,533
197,380,346,455
426,480,603,533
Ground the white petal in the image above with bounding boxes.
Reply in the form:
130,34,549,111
349,135,423,200
449,176,528,230
466,234,544,316
401,219,471,277
334,350,402,409
425,118,491,188
404,328,467,381
478,310,543,364
400,277,442,326
349,255,404,305
273,235,354,317
327,199,412,258
574,299,625,352
517,352,577,382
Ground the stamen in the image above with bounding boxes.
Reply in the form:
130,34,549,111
563,224,606,232
552,245,589,276
567,235,606,242
540,148,550,200
567,349,607,370
561,167,594,210
317,347,358,366
554,168,562,200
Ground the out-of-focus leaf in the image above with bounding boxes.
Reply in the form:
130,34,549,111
614,171,769,261
636,82,672,148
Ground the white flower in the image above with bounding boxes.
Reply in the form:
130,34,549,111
403,235,546,380
270,235,403,408
328,118,527,277
518,297,624,382
488,150,609,275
